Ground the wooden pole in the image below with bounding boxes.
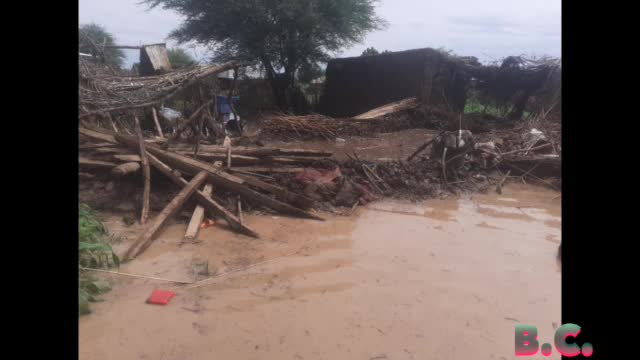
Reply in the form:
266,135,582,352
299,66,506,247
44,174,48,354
106,113,119,133
184,183,213,242
151,107,164,138
237,196,243,225
227,67,242,135
134,115,151,225
146,153,259,238
125,171,208,259
114,133,322,220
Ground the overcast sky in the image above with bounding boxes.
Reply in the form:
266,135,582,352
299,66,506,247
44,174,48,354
79,0,561,68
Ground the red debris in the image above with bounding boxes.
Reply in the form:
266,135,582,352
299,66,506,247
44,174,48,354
146,290,176,305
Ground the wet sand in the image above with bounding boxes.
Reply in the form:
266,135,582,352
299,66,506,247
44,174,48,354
80,184,561,360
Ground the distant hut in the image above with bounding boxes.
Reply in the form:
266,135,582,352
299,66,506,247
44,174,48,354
139,44,172,76
319,48,476,117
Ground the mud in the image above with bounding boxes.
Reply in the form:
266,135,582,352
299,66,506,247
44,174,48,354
81,184,560,360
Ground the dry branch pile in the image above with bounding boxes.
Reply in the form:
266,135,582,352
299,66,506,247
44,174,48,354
259,111,418,140
79,60,242,117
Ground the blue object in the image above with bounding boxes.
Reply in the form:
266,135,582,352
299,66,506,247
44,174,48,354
217,95,240,114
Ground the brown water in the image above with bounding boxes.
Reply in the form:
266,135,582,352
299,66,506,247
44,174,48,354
81,184,561,360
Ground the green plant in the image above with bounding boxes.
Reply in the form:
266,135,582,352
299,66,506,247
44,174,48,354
361,47,380,56
79,204,119,315
167,47,197,68
79,23,126,68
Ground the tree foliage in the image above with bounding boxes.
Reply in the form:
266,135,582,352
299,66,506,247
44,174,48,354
361,47,379,56
168,47,197,68
79,23,126,68
142,0,386,111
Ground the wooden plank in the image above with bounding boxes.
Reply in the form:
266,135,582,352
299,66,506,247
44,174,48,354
134,115,151,225
124,171,208,259
146,153,259,238
353,97,418,119
115,133,323,220
184,183,213,242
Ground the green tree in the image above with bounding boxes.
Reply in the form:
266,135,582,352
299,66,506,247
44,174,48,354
142,0,386,112
168,47,197,68
79,23,125,68
361,47,379,56
297,61,324,84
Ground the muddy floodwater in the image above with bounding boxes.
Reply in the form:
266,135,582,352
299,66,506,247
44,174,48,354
80,184,561,360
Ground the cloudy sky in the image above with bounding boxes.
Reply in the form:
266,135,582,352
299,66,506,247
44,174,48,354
79,0,561,68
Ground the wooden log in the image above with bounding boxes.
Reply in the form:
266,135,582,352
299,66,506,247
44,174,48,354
93,147,134,155
79,127,117,143
111,162,141,177
228,167,306,173
169,145,332,158
113,154,141,162
151,107,164,138
115,133,323,220
184,183,213,242
179,152,327,166
125,171,208,259
146,153,259,238
134,115,151,225
79,143,117,150
79,157,118,169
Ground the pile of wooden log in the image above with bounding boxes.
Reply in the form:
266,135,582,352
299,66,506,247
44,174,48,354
80,126,331,260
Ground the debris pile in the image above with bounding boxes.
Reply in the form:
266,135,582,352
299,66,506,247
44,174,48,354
80,126,329,259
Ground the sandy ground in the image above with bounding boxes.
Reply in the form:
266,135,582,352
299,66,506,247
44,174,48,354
80,183,561,360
